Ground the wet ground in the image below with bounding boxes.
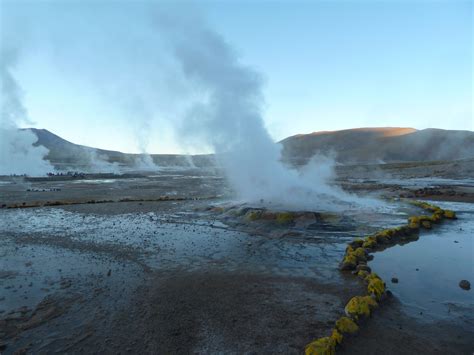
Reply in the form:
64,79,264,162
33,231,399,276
0,169,473,354
339,200,474,355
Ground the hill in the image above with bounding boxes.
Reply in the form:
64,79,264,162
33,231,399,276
279,127,474,165
24,127,474,169
26,128,214,169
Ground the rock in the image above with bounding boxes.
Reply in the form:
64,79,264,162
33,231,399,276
443,210,456,219
344,295,378,320
421,220,432,229
245,210,263,221
276,212,294,224
459,280,471,290
352,247,367,261
305,337,335,355
335,316,359,334
362,237,377,249
340,254,357,271
366,273,386,300
356,264,371,273
349,238,364,248
356,270,370,279
391,277,399,283
330,329,343,345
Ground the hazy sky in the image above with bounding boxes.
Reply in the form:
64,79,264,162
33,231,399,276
1,0,472,154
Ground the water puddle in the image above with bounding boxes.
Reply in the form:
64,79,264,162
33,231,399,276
370,201,474,321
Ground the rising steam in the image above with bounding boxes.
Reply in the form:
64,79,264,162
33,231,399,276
156,12,380,211
0,47,54,176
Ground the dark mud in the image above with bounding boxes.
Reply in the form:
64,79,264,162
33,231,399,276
339,296,474,355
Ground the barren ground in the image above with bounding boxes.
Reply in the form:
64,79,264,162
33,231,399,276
0,165,473,354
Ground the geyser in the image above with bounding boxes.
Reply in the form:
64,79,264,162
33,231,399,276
157,11,380,211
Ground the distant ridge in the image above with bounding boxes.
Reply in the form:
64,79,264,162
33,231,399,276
26,128,214,168
280,127,474,165
24,127,474,168
290,127,416,138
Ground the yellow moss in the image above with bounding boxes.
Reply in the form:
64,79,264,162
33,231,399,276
357,270,369,279
362,236,377,249
260,211,277,220
276,212,294,224
345,295,378,320
364,272,378,281
340,254,357,270
352,247,367,261
245,210,263,221
367,277,385,300
319,213,341,224
430,212,443,223
444,210,456,219
374,229,396,243
345,245,354,254
335,316,359,334
412,201,441,212
330,329,343,345
305,337,336,355
351,238,364,248
421,220,432,229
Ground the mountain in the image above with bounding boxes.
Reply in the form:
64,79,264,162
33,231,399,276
26,128,214,168
279,127,474,165
25,127,474,169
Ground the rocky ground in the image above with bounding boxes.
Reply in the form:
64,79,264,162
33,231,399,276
0,165,473,354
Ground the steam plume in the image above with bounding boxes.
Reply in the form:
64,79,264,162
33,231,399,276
0,47,54,176
156,12,379,211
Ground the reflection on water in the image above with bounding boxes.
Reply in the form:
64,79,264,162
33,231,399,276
370,201,474,321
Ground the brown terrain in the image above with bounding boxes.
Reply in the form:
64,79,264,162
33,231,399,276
280,127,474,165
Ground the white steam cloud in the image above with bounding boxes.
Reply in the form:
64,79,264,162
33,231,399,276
0,4,384,210
156,12,380,211
0,47,54,176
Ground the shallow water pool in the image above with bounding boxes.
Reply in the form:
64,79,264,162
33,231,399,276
370,201,474,321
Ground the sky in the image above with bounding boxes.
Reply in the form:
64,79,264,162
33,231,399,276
1,0,472,154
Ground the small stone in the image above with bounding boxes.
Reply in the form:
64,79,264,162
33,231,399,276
107,269,112,277
391,277,399,283
459,280,471,290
